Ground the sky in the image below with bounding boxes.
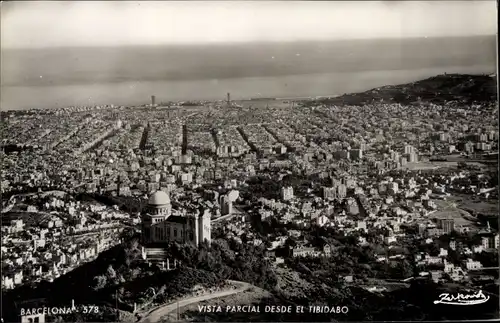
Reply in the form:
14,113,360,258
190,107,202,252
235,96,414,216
1,1,497,49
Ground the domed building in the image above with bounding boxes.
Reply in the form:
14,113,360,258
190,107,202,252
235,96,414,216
141,190,211,247
147,190,172,217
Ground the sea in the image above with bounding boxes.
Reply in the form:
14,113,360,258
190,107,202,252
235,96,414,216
1,35,496,111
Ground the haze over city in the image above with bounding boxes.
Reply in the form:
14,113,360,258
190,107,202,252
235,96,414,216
1,1,497,49
1,1,499,323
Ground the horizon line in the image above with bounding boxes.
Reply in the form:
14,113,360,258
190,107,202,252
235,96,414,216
1,34,496,51
1,72,495,112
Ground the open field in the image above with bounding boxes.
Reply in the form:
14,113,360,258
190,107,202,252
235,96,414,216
403,161,457,170
445,194,499,216
431,209,477,227
403,161,489,171
458,201,499,217
431,199,478,227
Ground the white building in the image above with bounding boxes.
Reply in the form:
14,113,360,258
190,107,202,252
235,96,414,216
316,215,330,227
465,258,483,271
281,186,294,201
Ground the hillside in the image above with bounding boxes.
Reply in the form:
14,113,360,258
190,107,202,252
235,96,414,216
303,74,497,106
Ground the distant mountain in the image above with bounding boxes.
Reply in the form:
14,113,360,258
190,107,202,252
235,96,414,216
305,74,498,106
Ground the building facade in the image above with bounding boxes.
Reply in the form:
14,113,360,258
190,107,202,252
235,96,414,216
141,191,211,246
439,218,455,234
281,186,294,201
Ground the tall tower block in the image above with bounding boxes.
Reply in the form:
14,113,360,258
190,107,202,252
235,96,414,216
198,209,212,246
227,93,231,104
151,95,156,106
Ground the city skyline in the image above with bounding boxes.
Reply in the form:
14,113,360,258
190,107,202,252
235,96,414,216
1,2,498,320
1,1,497,49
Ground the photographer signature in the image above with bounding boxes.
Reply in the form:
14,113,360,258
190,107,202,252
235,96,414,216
434,290,490,305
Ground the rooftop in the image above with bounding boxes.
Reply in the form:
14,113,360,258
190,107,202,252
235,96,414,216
148,190,170,206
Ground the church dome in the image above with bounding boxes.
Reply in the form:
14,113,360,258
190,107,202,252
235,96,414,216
148,190,170,206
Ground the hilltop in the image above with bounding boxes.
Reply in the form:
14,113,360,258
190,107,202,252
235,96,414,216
302,74,497,106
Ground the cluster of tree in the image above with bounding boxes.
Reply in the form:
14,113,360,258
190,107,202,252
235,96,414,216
473,251,499,268
244,176,282,200
1,229,146,322
274,225,499,321
114,267,226,307
13,232,277,322
80,193,146,213
48,266,225,323
286,243,414,284
165,239,278,291
303,74,497,107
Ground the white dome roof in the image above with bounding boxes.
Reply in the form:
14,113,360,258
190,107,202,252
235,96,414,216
148,190,170,206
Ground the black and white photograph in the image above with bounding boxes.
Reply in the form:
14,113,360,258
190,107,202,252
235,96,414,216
1,1,498,322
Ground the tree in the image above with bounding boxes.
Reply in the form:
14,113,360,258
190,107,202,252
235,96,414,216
93,275,107,290
117,274,126,284
427,242,440,256
474,251,499,267
400,260,414,279
448,249,465,264
107,265,117,280
285,237,297,248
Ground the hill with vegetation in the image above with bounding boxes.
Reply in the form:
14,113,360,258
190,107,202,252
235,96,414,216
302,74,497,106
3,227,498,322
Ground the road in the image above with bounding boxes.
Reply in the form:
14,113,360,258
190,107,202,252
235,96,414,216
469,266,500,271
139,280,251,323
211,207,246,224
211,213,236,223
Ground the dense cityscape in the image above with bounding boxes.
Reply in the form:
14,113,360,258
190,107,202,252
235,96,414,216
1,73,499,322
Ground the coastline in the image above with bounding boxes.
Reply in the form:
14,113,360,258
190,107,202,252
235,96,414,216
1,66,495,111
